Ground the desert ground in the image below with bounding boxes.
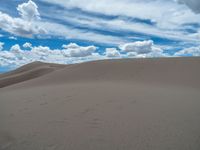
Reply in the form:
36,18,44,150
0,57,200,150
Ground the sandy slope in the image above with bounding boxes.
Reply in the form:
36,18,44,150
0,62,65,88
0,58,200,150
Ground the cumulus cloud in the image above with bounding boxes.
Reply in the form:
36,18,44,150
9,44,26,61
23,42,32,48
0,40,177,68
10,44,25,61
119,40,167,58
126,50,166,58
175,46,200,56
0,42,4,51
0,1,45,38
120,40,153,54
177,0,200,13
105,48,121,57
0,42,101,67
62,43,80,49
127,52,140,57
10,44,22,53
62,43,97,57
17,0,40,21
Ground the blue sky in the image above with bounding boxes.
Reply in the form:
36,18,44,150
0,0,200,72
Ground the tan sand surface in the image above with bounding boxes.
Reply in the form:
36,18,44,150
0,58,200,150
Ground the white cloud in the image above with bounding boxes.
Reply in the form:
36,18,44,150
119,40,167,58
1,45,23,67
1,0,199,45
43,0,200,33
9,36,17,40
105,48,121,57
175,46,200,56
62,43,80,49
177,0,200,13
31,46,52,57
145,48,167,57
0,42,101,67
120,40,154,54
0,40,190,68
0,42,4,51
0,1,45,38
10,44,25,61
52,11,199,43
10,44,22,53
17,0,40,21
126,52,137,57
0,1,125,44
62,43,97,57
23,42,32,48
0,51,16,60
0,12,45,38
0,51,17,67
37,21,124,45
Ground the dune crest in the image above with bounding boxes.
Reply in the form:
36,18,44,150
0,57,200,89
0,61,65,88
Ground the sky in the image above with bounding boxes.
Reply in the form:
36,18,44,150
0,0,200,72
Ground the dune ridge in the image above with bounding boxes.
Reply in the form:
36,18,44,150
0,57,200,89
0,62,65,88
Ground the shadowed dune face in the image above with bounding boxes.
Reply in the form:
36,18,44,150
0,58,200,150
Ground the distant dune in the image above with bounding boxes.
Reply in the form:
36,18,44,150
0,57,200,150
0,62,65,88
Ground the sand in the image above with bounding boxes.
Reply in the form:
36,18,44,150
0,57,200,150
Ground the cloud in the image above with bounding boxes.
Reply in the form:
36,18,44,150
119,40,167,58
62,43,97,57
0,1,45,38
0,42,101,67
177,0,200,13
9,36,17,40
175,46,200,56
62,43,80,49
0,0,124,44
10,44,22,53
1,0,199,45
17,0,40,21
23,42,32,48
120,40,154,54
126,49,166,58
0,42,4,51
42,0,200,42
105,48,121,57
0,51,28,67
1,40,196,69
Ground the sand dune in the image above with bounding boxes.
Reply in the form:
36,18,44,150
1,57,200,89
0,62,65,88
0,57,200,150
